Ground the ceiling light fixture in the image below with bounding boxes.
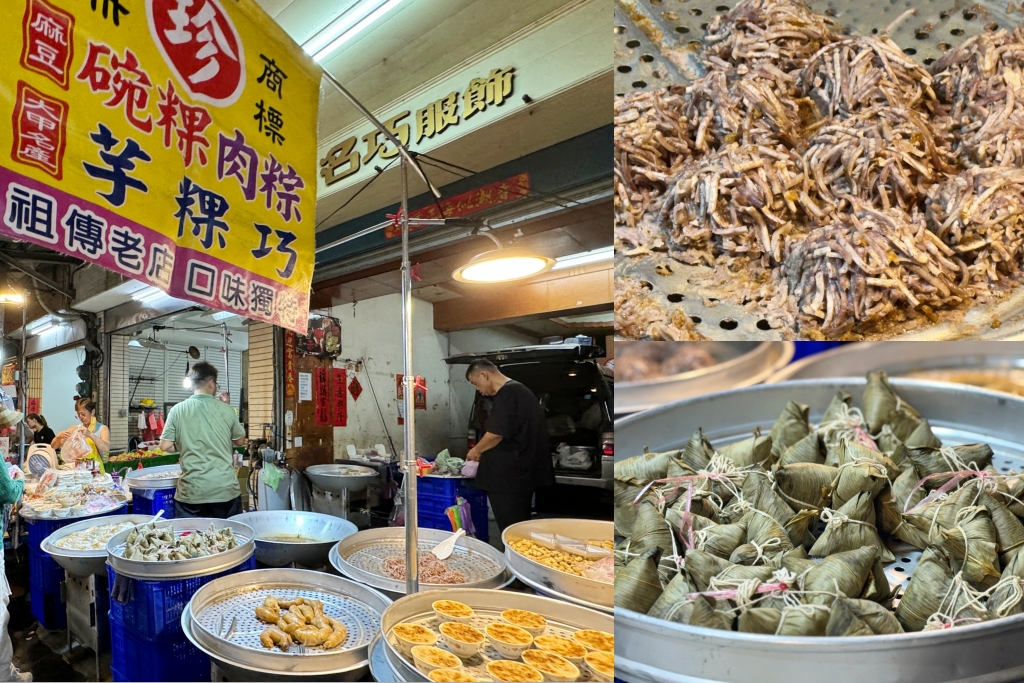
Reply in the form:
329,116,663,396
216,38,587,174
551,246,613,271
306,0,407,63
0,288,24,305
128,339,143,348
211,310,238,321
30,322,53,336
452,232,554,284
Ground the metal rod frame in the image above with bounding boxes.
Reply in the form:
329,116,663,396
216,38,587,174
320,68,439,594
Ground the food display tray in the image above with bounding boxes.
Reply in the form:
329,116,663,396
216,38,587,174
106,517,255,580
616,342,793,414
183,568,391,676
41,514,156,577
502,519,613,613
381,588,613,683
615,378,1024,683
614,0,1024,341
20,501,126,521
330,527,508,597
368,633,401,683
125,464,181,490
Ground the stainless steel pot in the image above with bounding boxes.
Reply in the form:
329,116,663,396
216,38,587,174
229,510,357,567
615,379,1024,683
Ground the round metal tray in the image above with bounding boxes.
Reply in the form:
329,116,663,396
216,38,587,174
616,379,1024,683
380,588,614,683
368,634,400,683
20,501,127,522
329,527,507,598
230,511,358,568
769,342,1024,385
617,342,794,414
184,568,391,676
41,514,156,577
106,517,255,580
304,464,378,494
125,464,180,490
502,519,613,613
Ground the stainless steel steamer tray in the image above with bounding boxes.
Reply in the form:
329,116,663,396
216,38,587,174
185,568,391,675
329,527,507,596
769,341,1024,383
617,342,794,414
106,517,255,580
502,519,614,613
614,0,1024,340
124,464,180,490
380,588,614,683
615,379,1024,683
42,514,157,577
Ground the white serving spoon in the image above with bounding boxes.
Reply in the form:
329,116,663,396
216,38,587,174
431,528,466,561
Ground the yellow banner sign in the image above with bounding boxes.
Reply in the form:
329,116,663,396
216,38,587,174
0,0,320,334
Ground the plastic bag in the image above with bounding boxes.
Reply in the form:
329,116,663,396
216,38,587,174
389,489,405,527
431,449,465,477
62,429,96,464
582,556,614,584
460,460,479,478
445,496,477,537
530,532,611,560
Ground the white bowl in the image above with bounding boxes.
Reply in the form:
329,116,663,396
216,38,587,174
432,600,474,624
53,508,70,518
582,651,614,682
438,622,485,659
411,645,462,674
500,609,547,638
522,649,581,682
391,624,437,658
485,624,533,659
534,636,588,665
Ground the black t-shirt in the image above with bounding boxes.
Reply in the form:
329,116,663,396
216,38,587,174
475,380,553,492
33,427,55,445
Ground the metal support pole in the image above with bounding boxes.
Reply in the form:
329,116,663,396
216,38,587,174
401,157,419,595
222,323,230,405
19,301,26,465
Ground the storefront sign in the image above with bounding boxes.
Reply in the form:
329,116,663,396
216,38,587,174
319,66,515,189
383,173,530,239
0,0,320,334
283,331,296,399
332,368,347,427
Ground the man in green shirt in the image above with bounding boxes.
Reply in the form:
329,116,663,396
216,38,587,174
159,361,247,518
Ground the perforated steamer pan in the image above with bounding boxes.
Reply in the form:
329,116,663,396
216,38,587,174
614,0,1024,341
502,519,614,612
329,527,511,598
617,341,794,414
615,379,1024,683
380,588,614,683
183,568,391,677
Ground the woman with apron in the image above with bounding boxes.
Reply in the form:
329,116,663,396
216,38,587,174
51,399,109,470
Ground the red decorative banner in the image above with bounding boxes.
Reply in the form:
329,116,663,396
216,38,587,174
283,331,296,399
20,0,74,90
332,368,347,427
11,80,68,180
314,366,330,426
384,172,529,239
27,397,40,415
348,376,362,401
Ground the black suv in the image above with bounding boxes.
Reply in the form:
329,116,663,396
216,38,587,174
445,343,613,518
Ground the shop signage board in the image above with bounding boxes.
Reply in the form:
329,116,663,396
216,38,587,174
0,0,320,334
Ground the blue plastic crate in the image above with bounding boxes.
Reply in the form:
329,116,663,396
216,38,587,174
109,627,208,682
29,588,65,631
417,488,489,542
106,554,255,641
130,487,176,519
29,545,65,595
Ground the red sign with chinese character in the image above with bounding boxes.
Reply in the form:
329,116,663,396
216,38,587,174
27,398,40,415
314,366,330,426
332,368,347,427
20,0,74,89
348,376,362,402
11,81,68,180
147,0,245,106
384,172,530,239
284,331,296,399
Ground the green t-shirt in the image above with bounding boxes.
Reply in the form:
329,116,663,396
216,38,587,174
160,393,244,504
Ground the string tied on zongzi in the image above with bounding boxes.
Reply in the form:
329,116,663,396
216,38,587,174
748,538,784,566
774,603,830,636
817,403,877,451
836,457,888,480
989,576,1024,619
922,572,989,631
819,507,878,531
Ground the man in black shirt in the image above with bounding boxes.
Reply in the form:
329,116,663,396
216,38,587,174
465,359,553,535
